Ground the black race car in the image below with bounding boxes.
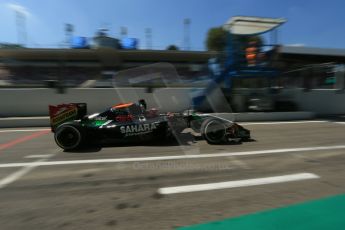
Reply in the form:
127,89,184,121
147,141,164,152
49,100,250,150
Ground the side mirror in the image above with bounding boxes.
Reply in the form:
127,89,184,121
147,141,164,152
138,99,147,110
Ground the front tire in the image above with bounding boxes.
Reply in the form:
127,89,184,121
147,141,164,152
54,124,84,150
201,119,226,144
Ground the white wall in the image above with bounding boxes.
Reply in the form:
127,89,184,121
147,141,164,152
280,89,345,115
0,88,194,117
1,88,345,117
232,88,345,115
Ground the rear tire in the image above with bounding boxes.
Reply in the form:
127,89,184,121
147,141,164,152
201,118,226,144
54,124,84,150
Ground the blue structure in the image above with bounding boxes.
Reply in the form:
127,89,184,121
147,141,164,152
193,16,286,111
71,36,89,49
120,38,138,50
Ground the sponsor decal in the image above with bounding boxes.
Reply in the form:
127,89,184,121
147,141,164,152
51,108,77,126
120,123,157,136
116,115,134,122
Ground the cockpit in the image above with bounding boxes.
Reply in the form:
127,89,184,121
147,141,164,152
96,101,146,122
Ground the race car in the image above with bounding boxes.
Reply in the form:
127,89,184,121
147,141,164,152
49,100,250,150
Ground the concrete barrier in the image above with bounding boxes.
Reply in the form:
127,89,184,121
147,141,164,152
0,112,315,128
0,88,345,118
281,89,345,115
0,117,50,128
0,88,193,117
233,88,345,115
215,111,315,122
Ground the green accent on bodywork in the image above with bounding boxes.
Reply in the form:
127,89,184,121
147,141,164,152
191,113,202,120
81,120,108,127
93,120,108,126
325,77,336,84
177,193,345,230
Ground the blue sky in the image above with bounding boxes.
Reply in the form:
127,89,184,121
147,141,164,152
0,0,345,50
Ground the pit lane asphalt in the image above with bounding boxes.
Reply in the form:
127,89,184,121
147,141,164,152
0,121,345,230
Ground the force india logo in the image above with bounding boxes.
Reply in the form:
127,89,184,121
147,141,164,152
120,123,157,136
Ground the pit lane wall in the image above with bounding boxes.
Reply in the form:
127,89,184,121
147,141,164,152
0,88,192,117
231,88,345,115
279,89,345,115
0,88,345,117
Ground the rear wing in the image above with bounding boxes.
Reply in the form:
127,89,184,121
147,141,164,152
48,103,87,132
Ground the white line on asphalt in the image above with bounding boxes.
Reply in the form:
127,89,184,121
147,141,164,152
0,158,47,189
24,154,54,159
158,173,320,195
0,128,50,133
0,149,60,189
240,120,327,125
0,145,344,168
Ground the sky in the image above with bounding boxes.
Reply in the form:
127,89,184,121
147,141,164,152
0,0,345,50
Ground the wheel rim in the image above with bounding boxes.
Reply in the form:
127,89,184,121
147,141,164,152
204,121,225,142
55,126,81,149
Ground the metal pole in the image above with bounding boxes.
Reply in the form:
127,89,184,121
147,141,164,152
145,28,152,49
15,10,27,46
183,18,191,50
